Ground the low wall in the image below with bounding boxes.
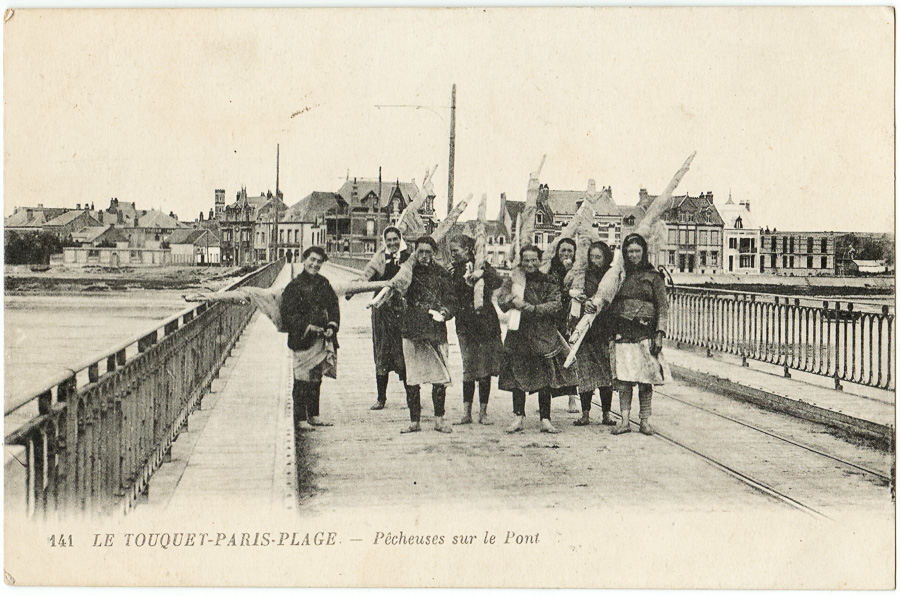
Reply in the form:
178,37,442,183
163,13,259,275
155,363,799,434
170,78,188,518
328,255,368,271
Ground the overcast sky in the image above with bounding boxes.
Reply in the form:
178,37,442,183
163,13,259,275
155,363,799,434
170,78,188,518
4,8,894,232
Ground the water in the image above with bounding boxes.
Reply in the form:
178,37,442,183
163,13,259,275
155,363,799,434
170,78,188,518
4,291,190,403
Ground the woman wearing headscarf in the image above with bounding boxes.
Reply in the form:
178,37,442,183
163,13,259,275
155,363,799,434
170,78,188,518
608,233,670,436
399,236,457,434
571,241,616,426
447,234,504,425
546,237,580,413
358,225,410,410
498,245,578,434
280,246,340,431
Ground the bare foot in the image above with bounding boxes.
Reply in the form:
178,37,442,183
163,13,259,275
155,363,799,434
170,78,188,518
400,422,421,434
309,417,333,427
478,414,494,425
370,401,386,411
573,415,590,427
567,396,580,413
540,419,560,434
454,415,473,425
506,416,525,434
296,421,316,432
601,412,616,426
639,420,653,435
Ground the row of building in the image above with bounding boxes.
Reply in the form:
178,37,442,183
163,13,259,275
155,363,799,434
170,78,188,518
6,172,891,275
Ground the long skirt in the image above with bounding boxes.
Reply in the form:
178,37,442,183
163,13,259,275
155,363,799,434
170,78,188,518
499,349,578,394
402,339,451,386
575,336,613,393
292,338,337,383
457,332,504,382
612,339,670,385
372,307,405,375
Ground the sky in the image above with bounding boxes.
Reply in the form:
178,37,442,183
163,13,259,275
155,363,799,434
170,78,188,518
3,7,895,233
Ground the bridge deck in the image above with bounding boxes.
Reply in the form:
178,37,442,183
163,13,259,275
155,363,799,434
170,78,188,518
145,263,893,523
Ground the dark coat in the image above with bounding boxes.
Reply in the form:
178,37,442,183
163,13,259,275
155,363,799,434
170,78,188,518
449,259,502,341
369,249,410,282
281,269,340,351
367,249,409,374
582,265,612,345
400,260,456,344
498,270,564,357
609,267,668,342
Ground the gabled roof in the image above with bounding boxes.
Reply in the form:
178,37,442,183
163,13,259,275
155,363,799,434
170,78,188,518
284,192,345,223
169,229,220,246
449,219,509,240
71,225,129,244
44,210,100,228
636,190,725,226
717,201,758,230
336,178,420,209
137,210,186,229
5,207,69,228
545,189,620,218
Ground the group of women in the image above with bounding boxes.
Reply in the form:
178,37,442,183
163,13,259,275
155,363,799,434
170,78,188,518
280,226,669,437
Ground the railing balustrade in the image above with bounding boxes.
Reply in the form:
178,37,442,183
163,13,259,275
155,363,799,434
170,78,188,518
666,285,894,391
4,260,284,519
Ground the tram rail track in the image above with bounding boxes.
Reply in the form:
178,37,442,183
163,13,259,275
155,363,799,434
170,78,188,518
593,389,893,521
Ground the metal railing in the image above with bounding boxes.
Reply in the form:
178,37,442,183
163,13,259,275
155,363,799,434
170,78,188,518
666,285,894,391
4,260,284,519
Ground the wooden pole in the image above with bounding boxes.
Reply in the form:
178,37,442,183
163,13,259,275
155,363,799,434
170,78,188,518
447,84,456,217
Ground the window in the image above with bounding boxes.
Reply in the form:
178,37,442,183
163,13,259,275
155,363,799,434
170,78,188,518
668,229,678,244
710,252,718,267
789,256,795,268
711,230,720,245
783,237,788,253
807,237,813,254
783,255,788,268
688,229,696,244
729,237,737,249
699,251,707,266
821,256,828,269
734,216,743,229
771,255,776,268
487,237,493,245
668,250,675,265
821,238,827,253
679,229,688,244
699,230,708,245
789,237,795,253
807,256,813,269
533,233,542,245
771,237,777,252
536,212,543,224
366,219,375,237
740,254,755,268
498,236,505,245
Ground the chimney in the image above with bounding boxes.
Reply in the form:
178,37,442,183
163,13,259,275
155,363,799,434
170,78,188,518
76,203,81,210
639,188,649,202
499,192,507,221
37,203,44,209
199,212,204,222
26,209,33,219
586,179,596,193
739,200,751,211
117,211,124,224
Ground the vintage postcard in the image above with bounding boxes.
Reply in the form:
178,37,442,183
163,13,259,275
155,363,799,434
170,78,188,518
3,7,895,589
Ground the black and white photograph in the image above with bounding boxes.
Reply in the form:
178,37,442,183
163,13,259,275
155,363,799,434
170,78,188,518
2,7,895,588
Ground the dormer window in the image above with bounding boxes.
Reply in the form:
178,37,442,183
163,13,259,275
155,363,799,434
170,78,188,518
734,216,743,229
536,212,543,224
498,236,505,245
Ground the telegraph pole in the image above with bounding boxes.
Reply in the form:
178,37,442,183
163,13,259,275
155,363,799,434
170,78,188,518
273,144,280,262
447,84,456,216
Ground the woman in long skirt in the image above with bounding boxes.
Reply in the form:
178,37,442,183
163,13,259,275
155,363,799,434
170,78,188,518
608,233,670,436
448,234,504,425
280,246,340,431
399,236,457,434
358,226,410,410
546,237,580,413
498,245,578,434
572,241,616,426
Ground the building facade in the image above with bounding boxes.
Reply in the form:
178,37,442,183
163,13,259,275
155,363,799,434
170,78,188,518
624,189,725,275
759,230,838,276
718,194,761,274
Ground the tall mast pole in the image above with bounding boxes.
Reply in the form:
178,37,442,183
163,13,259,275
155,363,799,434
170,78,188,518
446,84,456,217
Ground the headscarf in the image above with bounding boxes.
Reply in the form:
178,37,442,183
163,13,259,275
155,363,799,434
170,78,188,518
587,240,613,278
548,237,577,283
382,226,407,257
622,233,653,272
